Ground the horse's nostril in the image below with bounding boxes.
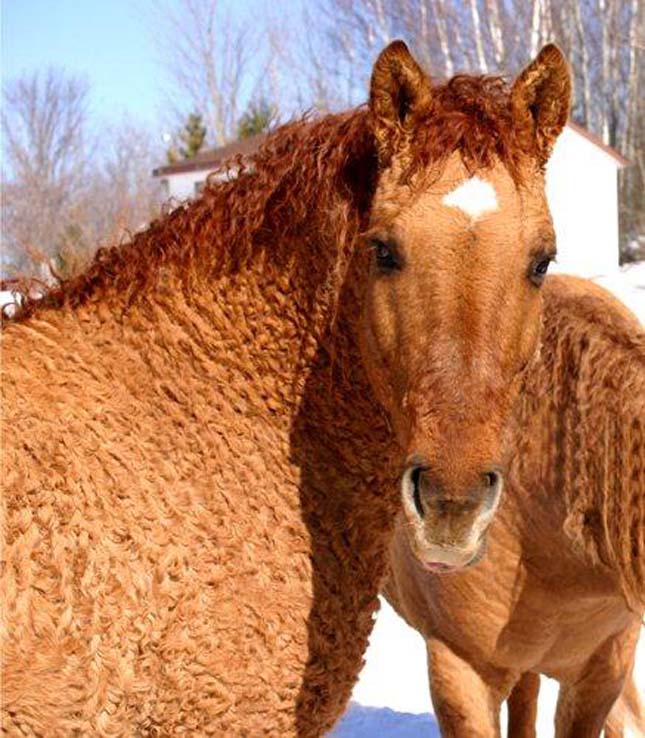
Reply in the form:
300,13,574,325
484,471,500,488
410,466,425,518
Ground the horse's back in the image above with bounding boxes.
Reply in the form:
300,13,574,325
540,273,644,418
527,273,645,609
544,274,643,335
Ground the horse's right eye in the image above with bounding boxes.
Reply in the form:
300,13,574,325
529,255,552,287
371,239,402,273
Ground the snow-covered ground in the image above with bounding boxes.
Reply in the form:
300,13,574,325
333,264,645,738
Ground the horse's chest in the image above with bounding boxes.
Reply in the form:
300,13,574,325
502,570,634,672
412,519,631,677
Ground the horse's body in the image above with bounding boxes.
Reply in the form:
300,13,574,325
1,112,400,736
2,41,575,735
385,276,645,737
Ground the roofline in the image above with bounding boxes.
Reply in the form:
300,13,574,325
566,121,630,167
153,158,235,177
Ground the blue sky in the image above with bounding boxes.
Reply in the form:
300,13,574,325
3,0,305,142
2,1,168,129
2,0,311,170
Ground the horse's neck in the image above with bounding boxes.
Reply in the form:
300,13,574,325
72,254,337,394
26,214,384,455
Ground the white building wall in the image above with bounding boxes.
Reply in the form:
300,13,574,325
546,127,620,277
161,170,210,201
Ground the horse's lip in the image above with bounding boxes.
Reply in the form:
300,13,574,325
412,532,488,575
419,561,459,574
418,542,485,573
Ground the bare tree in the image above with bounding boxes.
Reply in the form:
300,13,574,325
620,0,645,261
1,70,163,279
260,5,354,112
1,69,90,276
57,121,164,276
157,0,264,146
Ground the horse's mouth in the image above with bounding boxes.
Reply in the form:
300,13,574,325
420,561,458,574
416,535,488,575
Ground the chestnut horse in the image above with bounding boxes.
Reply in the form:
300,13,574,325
2,41,569,735
385,276,644,737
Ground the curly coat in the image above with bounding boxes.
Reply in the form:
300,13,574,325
1,40,597,737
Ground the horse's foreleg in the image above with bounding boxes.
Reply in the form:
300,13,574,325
554,623,640,738
426,637,507,738
604,667,645,738
507,672,540,738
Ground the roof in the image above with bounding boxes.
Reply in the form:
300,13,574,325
566,121,630,167
152,133,266,177
152,121,629,178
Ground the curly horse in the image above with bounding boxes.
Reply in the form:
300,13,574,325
3,41,571,735
385,276,644,737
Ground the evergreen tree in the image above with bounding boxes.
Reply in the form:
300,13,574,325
166,113,207,163
236,99,276,140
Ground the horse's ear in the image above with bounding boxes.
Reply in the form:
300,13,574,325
369,40,431,166
511,44,571,166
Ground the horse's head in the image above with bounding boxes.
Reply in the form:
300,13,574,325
360,41,570,573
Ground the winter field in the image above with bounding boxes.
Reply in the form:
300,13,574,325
333,263,645,738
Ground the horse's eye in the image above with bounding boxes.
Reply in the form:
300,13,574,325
530,256,552,287
371,239,401,273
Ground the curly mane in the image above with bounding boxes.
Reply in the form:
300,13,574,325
3,74,528,324
528,280,645,610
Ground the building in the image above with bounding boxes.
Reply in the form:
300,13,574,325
153,123,629,277
546,121,628,277
152,134,265,202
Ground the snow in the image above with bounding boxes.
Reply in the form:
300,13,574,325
590,261,645,318
0,290,21,317
351,600,430,714
334,264,645,737
330,703,440,738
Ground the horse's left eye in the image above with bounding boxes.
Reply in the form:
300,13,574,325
371,239,401,273
530,256,552,287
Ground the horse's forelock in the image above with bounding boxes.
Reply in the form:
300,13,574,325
404,75,529,186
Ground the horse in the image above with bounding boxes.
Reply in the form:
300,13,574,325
1,40,571,735
384,276,645,737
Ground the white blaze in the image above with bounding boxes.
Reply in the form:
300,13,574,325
442,176,498,220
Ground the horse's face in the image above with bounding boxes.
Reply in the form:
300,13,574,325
361,42,570,573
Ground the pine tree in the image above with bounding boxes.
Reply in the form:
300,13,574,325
166,113,207,163
236,99,277,140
